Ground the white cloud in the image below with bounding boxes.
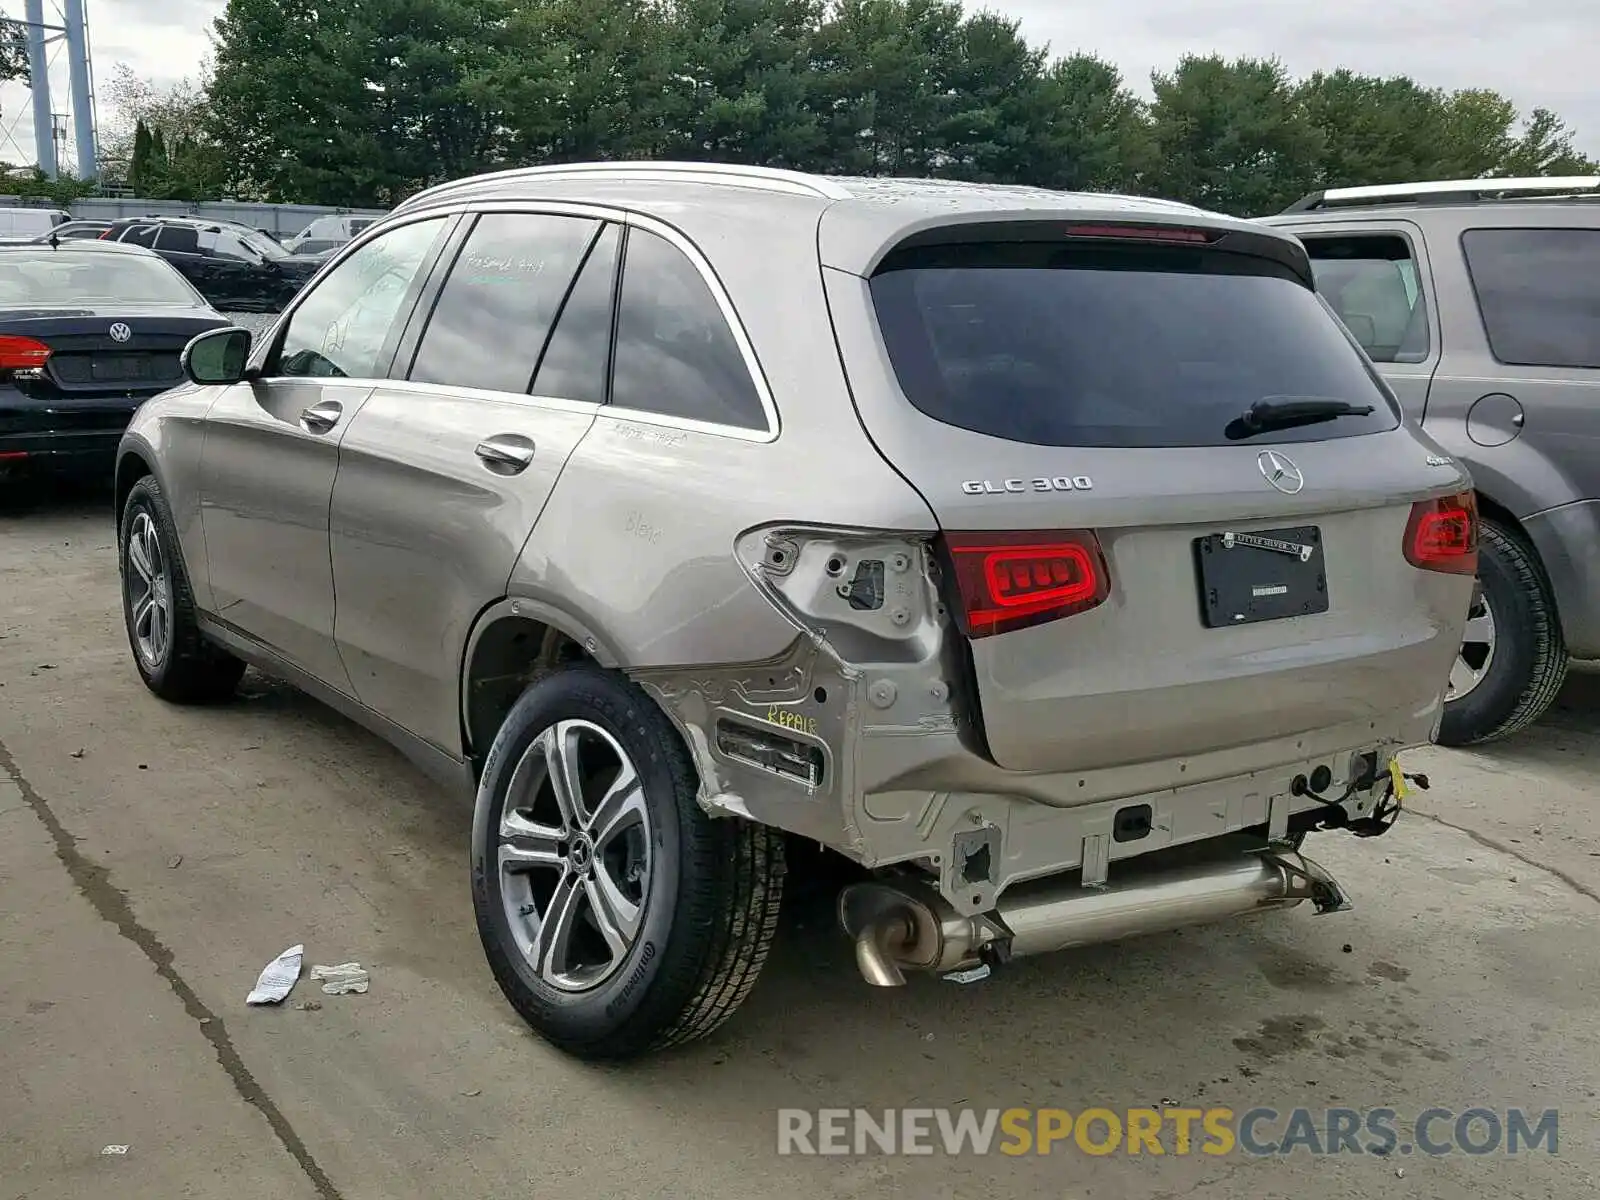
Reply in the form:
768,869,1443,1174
3,0,1594,176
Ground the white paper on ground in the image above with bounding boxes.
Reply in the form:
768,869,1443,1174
245,944,304,1005
311,962,369,995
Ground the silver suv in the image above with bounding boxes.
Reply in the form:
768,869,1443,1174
1263,177,1600,745
115,162,1474,1060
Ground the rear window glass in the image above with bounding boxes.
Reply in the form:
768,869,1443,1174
870,243,1400,448
1461,228,1600,370
0,250,199,306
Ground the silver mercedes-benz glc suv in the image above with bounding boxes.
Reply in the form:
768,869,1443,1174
115,162,1475,1060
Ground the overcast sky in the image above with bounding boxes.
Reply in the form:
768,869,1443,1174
2,0,1595,174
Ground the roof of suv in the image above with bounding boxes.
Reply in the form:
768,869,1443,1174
390,161,1294,276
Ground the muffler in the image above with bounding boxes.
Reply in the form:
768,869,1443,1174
838,851,1351,987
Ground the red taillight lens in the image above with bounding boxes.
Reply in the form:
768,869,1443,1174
944,530,1110,638
0,335,51,370
1404,491,1478,575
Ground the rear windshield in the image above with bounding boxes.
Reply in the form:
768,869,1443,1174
869,242,1400,448
0,250,202,307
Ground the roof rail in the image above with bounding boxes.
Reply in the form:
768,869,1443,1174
1282,176,1600,213
396,161,854,213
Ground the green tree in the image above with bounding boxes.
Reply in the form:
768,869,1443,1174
488,0,674,164
1499,107,1599,176
1148,54,1324,215
810,0,966,176
127,119,154,194
1030,53,1153,193
209,0,505,205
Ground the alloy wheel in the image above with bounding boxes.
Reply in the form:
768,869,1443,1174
497,719,652,992
125,511,172,669
1447,584,1497,702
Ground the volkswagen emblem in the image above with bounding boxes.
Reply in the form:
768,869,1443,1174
108,322,132,343
1257,449,1305,495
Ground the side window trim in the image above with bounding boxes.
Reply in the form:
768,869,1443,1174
521,220,608,400
1299,222,1437,366
388,212,480,381
253,211,461,379
604,214,780,442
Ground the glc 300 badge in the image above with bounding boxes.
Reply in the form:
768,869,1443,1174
1426,455,1453,467
961,476,1093,495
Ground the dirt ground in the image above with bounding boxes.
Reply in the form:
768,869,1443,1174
3,484,1597,1199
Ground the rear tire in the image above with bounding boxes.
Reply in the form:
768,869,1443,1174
1437,517,1567,746
471,664,784,1060
119,474,245,704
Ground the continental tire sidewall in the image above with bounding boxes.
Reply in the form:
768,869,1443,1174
1439,519,1565,745
470,668,688,1050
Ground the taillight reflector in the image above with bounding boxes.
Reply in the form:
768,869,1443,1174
0,335,51,370
1404,492,1478,575
945,530,1110,638
1062,224,1215,244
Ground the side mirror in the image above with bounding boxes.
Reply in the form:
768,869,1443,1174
182,327,254,386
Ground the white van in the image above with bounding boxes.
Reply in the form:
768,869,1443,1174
0,207,70,240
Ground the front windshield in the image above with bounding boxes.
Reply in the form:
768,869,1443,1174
0,250,203,307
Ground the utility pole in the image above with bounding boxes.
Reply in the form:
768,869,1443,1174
5,0,97,180
22,0,55,178
61,0,94,179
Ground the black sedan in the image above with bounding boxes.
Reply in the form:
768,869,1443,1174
0,240,230,479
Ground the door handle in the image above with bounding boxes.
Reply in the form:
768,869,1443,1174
300,399,344,434
475,434,536,474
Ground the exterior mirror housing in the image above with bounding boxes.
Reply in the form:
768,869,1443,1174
182,327,253,385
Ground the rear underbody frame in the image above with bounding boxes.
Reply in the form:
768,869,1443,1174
633,525,1435,919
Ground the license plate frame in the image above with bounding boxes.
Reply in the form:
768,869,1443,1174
1194,525,1329,628
90,355,152,382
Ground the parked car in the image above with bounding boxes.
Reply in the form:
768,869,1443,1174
115,162,1474,1060
0,206,69,240
1,239,228,479
1262,176,1600,745
28,218,115,241
99,216,325,312
285,213,383,256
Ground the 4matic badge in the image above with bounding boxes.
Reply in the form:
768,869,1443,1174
961,475,1093,495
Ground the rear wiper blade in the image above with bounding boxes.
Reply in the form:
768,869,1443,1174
1226,397,1376,441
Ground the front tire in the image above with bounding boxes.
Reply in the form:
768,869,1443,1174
119,475,245,704
1437,517,1567,746
471,664,784,1060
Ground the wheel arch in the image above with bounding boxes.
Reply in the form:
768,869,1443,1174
113,435,162,536
458,597,630,774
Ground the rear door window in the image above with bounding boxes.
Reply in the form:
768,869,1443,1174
407,212,599,395
1303,234,1430,363
610,228,767,431
869,241,1399,448
1461,228,1600,370
119,224,159,248
530,223,620,406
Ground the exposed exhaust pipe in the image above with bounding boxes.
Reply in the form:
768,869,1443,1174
838,851,1351,987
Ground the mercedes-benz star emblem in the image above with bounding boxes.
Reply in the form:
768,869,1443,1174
1257,449,1305,495
108,322,132,343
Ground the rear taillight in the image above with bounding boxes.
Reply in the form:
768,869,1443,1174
944,530,1110,638
0,335,51,370
1404,491,1478,575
